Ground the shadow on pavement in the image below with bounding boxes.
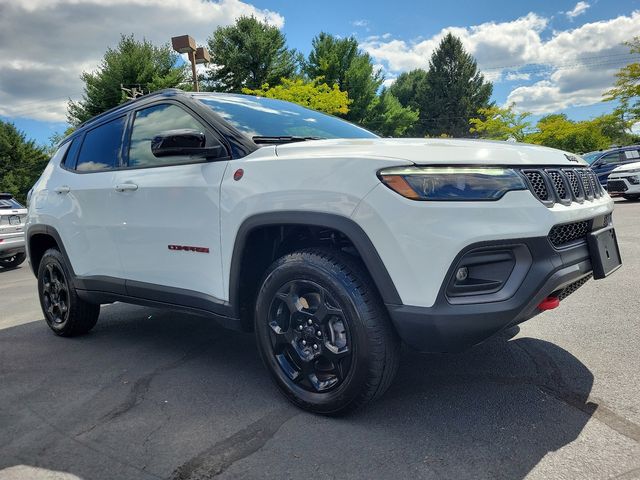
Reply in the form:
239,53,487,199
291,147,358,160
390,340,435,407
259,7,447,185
0,304,595,480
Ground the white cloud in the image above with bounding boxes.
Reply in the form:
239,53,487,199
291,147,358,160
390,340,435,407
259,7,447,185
0,0,284,122
361,10,640,115
351,19,369,28
505,72,531,81
565,1,590,19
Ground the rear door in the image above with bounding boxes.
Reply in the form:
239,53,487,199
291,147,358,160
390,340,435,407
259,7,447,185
110,101,230,302
51,117,126,281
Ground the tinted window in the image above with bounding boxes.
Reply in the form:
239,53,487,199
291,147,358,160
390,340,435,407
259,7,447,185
599,152,620,164
62,137,81,169
198,94,377,140
76,116,126,171
128,104,208,167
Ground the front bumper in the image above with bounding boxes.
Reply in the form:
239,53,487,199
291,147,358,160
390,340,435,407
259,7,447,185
386,231,601,353
607,175,640,195
0,232,25,257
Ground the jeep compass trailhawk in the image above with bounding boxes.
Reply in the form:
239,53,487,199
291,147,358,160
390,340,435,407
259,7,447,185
27,89,621,414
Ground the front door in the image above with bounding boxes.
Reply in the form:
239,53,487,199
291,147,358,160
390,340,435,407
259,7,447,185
111,102,230,303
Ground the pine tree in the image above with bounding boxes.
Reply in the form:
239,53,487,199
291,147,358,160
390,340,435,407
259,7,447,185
68,35,185,126
206,16,299,92
421,33,492,137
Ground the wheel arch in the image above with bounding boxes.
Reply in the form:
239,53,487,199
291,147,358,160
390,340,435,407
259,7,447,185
26,225,73,277
228,212,402,321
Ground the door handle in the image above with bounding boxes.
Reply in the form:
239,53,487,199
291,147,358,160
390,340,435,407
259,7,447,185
54,186,70,194
114,183,138,192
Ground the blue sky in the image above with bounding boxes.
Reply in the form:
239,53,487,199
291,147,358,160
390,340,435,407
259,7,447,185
1,0,639,145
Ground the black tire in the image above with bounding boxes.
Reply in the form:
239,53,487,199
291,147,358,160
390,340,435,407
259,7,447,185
254,248,400,415
623,194,640,201
0,252,26,269
37,248,100,336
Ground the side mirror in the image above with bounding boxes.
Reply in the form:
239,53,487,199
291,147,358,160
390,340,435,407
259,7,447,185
151,129,224,158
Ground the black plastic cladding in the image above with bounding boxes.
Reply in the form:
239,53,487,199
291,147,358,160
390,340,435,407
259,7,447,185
521,167,603,206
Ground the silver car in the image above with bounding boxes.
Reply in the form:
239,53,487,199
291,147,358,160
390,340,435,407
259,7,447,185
0,193,27,268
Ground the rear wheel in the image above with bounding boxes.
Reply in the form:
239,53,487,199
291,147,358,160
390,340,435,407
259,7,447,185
255,248,400,415
0,252,26,269
37,248,100,336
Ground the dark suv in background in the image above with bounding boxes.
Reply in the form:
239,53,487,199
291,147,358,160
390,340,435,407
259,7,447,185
583,145,640,187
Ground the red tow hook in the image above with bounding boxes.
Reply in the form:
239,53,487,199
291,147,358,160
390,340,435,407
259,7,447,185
538,296,560,311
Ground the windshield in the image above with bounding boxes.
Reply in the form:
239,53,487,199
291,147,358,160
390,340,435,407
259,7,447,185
196,94,378,140
582,151,602,164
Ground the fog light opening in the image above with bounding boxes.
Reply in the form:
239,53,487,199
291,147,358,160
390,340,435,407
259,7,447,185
455,267,469,282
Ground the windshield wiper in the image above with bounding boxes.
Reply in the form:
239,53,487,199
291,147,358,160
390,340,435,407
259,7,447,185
252,136,325,145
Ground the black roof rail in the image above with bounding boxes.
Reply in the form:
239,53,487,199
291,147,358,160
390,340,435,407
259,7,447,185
77,88,186,130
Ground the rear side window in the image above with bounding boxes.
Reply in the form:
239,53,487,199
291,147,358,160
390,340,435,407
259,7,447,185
128,104,208,168
61,138,81,169
75,116,126,172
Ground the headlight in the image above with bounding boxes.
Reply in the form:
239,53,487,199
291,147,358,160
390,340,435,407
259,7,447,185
378,166,528,201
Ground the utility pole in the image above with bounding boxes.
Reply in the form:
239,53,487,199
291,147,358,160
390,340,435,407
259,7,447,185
171,35,211,92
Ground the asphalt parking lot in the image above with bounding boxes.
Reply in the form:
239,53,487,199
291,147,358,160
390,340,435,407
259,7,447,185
1,199,639,480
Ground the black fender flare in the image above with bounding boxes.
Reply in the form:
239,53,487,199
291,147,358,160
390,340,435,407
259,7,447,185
228,211,402,318
26,224,74,277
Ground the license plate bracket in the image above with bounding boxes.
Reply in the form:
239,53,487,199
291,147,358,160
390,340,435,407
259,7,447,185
587,226,622,279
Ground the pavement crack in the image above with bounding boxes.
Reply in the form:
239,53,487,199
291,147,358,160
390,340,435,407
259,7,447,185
170,407,298,480
516,342,640,444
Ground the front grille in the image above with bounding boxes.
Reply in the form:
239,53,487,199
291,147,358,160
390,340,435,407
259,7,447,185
523,171,549,201
548,221,589,247
521,167,603,206
556,274,592,301
607,180,628,192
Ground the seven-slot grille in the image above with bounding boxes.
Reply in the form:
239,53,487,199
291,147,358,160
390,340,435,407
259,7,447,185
521,167,604,206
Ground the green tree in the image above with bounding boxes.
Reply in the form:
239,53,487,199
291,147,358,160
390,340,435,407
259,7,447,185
0,121,49,204
469,104,531,141
593,113,640,146
304,33,382,123
242,78,350,115
421,33,493,137
389,69,429,112
68,34,185,126
525,114,610,153
603,37,640,122
363,90,419,137
206,16,298,92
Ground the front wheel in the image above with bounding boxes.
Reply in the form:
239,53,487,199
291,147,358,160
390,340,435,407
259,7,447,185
37,248,100,336
254,248,400,415
0,252,26,269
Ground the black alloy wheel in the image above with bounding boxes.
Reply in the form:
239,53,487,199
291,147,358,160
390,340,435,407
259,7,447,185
268,279,353,393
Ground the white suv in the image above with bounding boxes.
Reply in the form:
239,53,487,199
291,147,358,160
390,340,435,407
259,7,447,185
27,89,621,414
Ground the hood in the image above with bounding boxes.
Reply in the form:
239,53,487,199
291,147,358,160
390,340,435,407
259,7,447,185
275,138,587,167
612,161,640,173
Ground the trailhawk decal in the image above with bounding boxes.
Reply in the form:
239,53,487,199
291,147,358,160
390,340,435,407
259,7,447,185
168,245,210,253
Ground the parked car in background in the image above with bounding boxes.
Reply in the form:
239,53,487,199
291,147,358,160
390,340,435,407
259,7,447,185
606,161,640,200
583,145,640,187
0,193,27,268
